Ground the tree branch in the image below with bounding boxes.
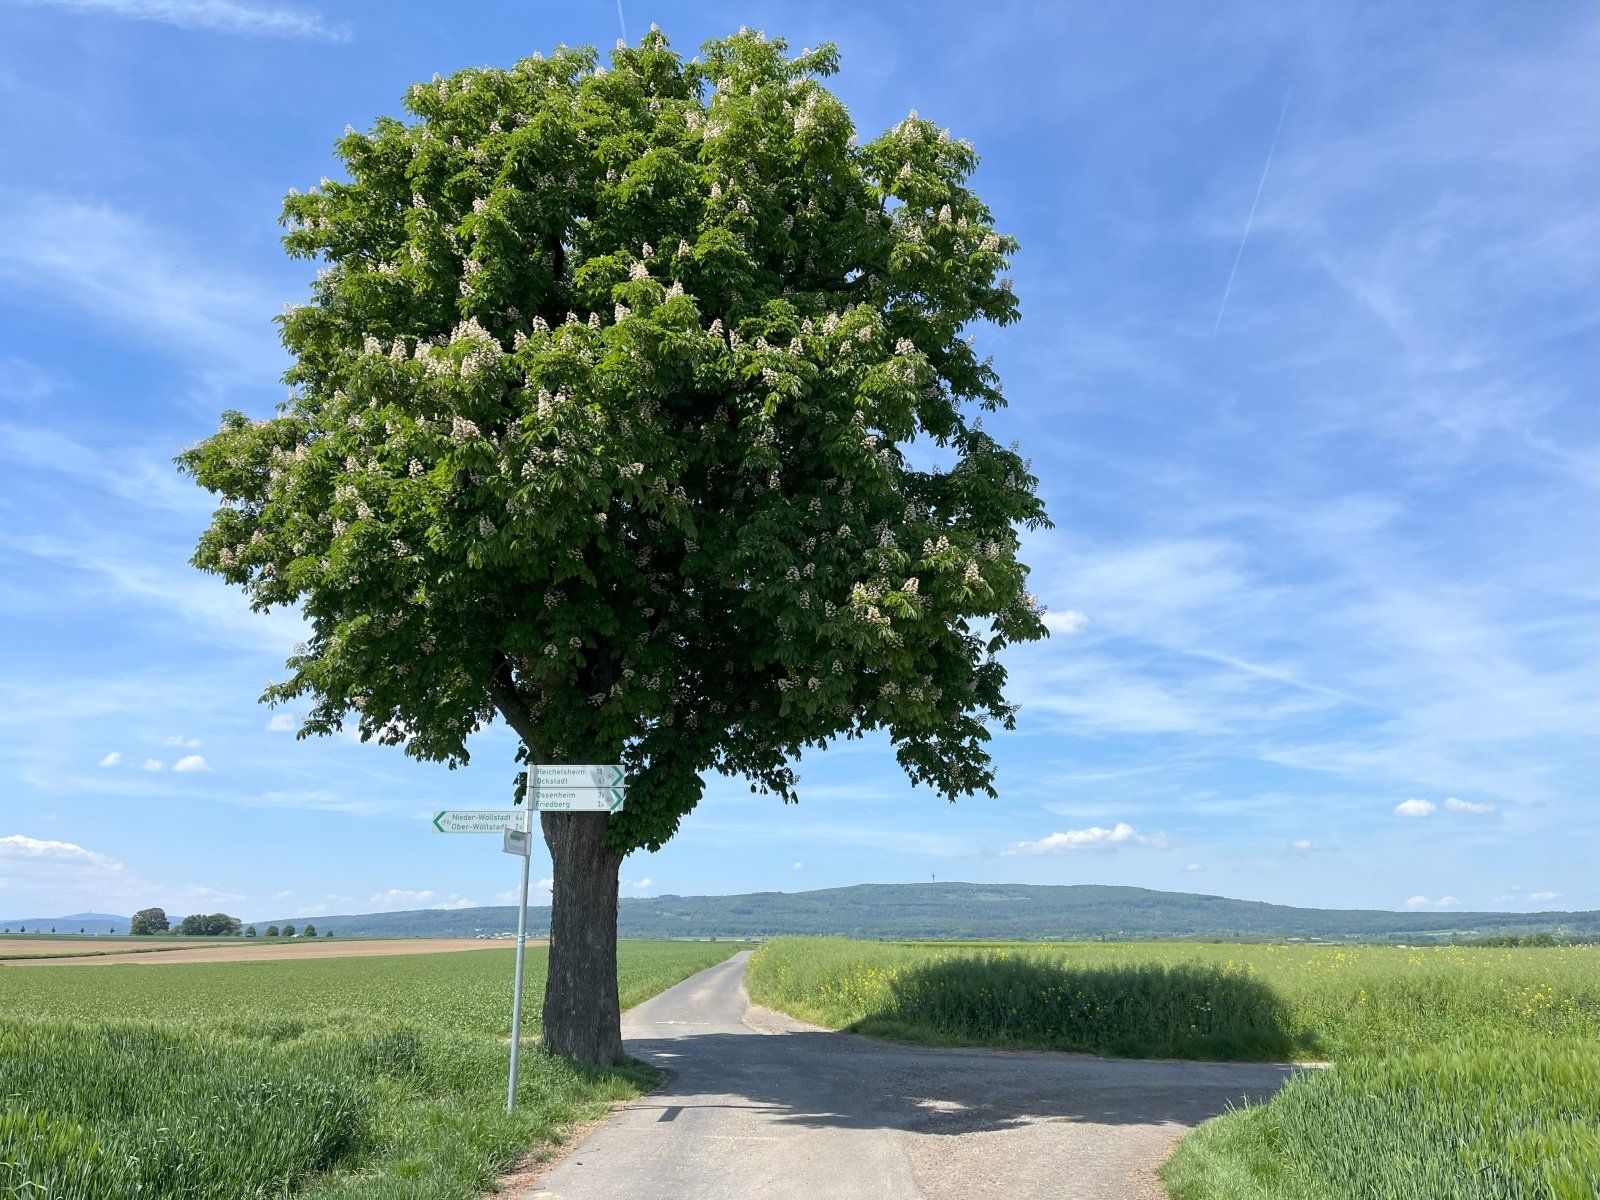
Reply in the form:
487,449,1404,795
489,650,541,751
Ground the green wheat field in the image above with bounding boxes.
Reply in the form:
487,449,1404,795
747,938,1600,1200
0,942,744,1200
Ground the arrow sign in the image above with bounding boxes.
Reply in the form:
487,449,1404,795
531,764,625,789
432,809,522,834
529,787,626,813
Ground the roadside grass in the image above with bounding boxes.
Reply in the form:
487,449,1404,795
1161,1036,1600,1200
745,937,1599,1058
748,937,1600,1200
0,941,744,1199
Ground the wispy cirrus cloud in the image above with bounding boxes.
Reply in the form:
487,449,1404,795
0,191,286,387
15,0,348,40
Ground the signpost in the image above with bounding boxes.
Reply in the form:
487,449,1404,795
528,786,626,812
529,764,625,789
432,809,521,833
431,765,626,1111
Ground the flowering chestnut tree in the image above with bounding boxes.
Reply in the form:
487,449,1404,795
181,28,1048,1064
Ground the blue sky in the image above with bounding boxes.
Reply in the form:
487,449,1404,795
1,0,1594,923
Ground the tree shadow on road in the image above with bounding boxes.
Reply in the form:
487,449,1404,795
625,1025,1303,1138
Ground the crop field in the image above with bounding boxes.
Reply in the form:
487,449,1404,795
0,941,745,1199
747,938,1600,1199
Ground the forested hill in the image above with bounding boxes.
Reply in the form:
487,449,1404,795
263,883,1598,943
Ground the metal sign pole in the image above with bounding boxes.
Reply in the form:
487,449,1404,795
506,773,534,1111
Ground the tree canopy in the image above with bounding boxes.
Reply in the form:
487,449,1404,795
176,912,243,936
180,27,1047,859
129,907,169,936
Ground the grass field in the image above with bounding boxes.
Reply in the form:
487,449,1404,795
0,941,745,1199
747,938,1600,1199
746,937,1599,1058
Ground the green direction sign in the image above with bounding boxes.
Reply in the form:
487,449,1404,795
432,809,521,834
529,787,626,813
532,764,625,789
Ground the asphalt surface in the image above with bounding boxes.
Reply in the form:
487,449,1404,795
523,951,1301,1200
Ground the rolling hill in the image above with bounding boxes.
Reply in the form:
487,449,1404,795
0,912,129,934
262,884,1598,943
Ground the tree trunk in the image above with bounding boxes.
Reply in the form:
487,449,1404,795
540,811,624,1064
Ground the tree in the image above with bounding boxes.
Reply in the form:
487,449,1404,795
129,907,169,936
324,928,333,937
176,913,243,937
245,925,258,937
283,924,297,938
180,29,1046,1064
302,922,318,938
266,924,281,938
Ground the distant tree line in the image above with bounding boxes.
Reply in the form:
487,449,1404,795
1451,932,1589,948
128,908,335,938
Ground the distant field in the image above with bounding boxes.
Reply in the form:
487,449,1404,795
0,937,234,961
0,941,746,1199
3,937,527,967
747,938,1600,1199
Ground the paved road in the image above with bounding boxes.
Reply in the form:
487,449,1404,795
524,952,1300,1200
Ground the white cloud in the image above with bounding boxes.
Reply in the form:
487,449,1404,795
1405,895,1460,909
172,754,210,773
0,833,109,866
1394,798,1436,818
1001,822,1166,855
265,713,297,732
1443,796,1496,814
15,0,349,40
792,862,804,870
1527,891,1560,902
164,735,201,748
1042,608,1090,635
97,751,121,767
625,877,653,890
0,833,233,914
1185,862,1202,871
366,888,476,912
141,758,163,772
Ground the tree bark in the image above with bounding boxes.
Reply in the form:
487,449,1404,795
539,810,624,1064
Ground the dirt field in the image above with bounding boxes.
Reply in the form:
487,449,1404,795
0,938,231,959
2,937,543,967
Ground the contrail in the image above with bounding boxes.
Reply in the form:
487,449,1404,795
615,0,627,43
1212,88,1292,336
